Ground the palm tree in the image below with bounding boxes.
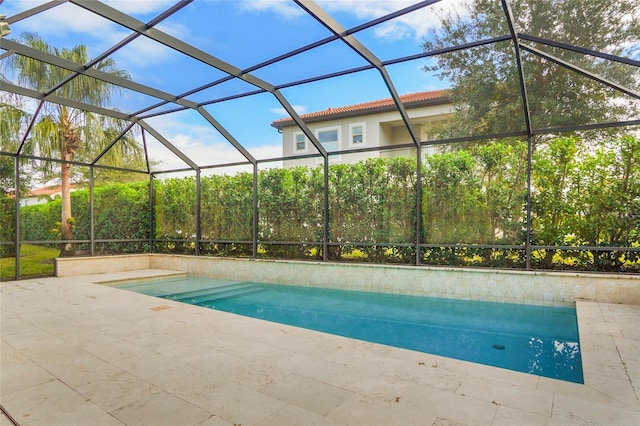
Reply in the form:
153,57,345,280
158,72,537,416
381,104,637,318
1,86,32,257
4,32,144,256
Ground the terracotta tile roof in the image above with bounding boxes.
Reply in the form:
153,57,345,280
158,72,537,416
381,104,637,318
271,89,449,128
6,185,82,199
25,185,78,197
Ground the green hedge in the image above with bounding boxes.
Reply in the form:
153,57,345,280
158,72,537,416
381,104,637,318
18,181,149,255
7,134,640,272
0,195,15,257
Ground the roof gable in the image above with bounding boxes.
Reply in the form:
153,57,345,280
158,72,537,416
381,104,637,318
271,89,449,129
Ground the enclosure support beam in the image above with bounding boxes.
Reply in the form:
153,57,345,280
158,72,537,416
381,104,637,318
272,90,328,158
6,0,66,24
141,128,151,174
13,156,20,281
521,43,640,100
89,167,95,256
502,0,533,136
0,81,131,121
272,89,330,259
518,33,640,68
415,145,423,266
70,0,275,93
195,170,201,256
296,0,424,262
323,158,330,262
137,120,199,171
0,39,195,111
92,122,136,167
502,0,533,270
198,107,260,258
525,136,533,270
141,36,510,119
252,165,259,260
197,107,257,165
17,100,44,155
149,175,155,254
295,0,421,147
133,0,443,118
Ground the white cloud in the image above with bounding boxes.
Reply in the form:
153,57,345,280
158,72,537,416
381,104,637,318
142,132,234,171
103,0,176,15
319,0,398,21
7,0,190,72
9,0,175,19
234,0,469,41
110,35,177,68
318,0,470,40
147,135,282,173
139,115,283,171
155,21,191,40
146,116,221,141
4,0,50,17
237,0,305,19
9,1,116,35
269,105,309,116
249,144,283,161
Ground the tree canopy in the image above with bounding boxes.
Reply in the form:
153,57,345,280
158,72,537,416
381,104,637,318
2,32,145,255
422,0,639,138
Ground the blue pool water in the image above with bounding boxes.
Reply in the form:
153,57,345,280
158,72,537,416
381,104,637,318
115,277,583,383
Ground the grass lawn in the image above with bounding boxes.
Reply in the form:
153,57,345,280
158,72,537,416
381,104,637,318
0,244,60,280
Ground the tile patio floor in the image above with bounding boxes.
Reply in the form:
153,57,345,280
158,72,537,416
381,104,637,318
1,270,639,425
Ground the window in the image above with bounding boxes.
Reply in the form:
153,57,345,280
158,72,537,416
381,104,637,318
349,123,366,147
318,129,338,151
352,126,363,144
315,126,341,163
293,132,306,152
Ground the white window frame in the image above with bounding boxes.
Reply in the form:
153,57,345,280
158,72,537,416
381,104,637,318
349,122,366,147
292,131,308,153
315,125,341,164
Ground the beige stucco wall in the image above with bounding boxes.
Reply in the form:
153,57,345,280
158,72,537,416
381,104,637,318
55,254,152,276
55,254,640,306
281,103,452,168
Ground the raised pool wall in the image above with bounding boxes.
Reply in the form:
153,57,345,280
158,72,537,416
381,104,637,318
54,254,640,306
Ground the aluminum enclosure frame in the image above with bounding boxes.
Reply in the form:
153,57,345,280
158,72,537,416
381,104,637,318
1,0,639,279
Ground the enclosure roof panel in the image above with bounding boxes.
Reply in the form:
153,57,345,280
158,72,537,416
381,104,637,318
0,0,637,171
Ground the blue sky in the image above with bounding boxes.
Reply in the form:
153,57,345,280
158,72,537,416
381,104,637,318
2,0,465,170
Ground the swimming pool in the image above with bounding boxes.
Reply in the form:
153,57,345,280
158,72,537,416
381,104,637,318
114,276,583,383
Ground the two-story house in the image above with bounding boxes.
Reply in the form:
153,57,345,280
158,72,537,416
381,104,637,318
271,90,452,167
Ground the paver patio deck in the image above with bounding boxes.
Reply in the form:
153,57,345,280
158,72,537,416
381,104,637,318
1,270,639,425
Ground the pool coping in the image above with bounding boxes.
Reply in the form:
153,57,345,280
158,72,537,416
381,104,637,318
1,269,639,425
55,254,640,306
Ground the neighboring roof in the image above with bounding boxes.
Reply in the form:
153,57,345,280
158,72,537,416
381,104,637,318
6,185,79,200
271,89,450,129
25,185,78,198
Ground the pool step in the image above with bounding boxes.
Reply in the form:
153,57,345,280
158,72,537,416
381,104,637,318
163,282,251,300
189,286,265,305
165,282,264,305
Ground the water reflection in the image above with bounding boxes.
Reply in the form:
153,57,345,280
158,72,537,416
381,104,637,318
528,337,582,382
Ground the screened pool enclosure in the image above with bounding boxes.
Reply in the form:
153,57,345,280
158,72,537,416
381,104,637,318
1,0,639,280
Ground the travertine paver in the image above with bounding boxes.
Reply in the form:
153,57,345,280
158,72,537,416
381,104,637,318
256,404,344,426
1,379,124,426
75,371,162,412
110,390,212,426
1,271,639,426
576,300,640,416
261,373,354,416
455,374,554,417
0,342,56,396
552,393,640,425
